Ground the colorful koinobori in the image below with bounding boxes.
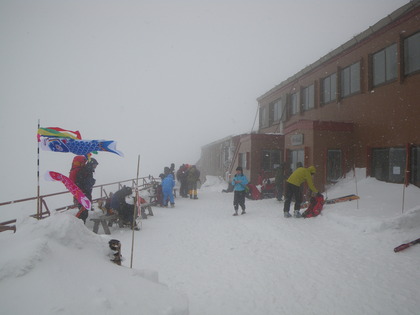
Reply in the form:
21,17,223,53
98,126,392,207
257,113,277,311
37,126,124,157
45,171,92,210
39,137,124,157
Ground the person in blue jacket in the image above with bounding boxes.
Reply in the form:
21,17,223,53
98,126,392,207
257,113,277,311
231,166,249,216
162,173,176,207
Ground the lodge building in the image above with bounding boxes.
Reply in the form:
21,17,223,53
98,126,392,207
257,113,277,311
199,1,420,192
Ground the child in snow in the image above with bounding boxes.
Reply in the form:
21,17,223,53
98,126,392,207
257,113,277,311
232,166,249,216
162,173,176,207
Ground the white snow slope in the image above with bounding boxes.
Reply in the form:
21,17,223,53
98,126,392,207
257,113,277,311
1,169,420,315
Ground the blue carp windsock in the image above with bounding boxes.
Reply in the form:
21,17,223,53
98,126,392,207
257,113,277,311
45,171,91,210
40,137,124,157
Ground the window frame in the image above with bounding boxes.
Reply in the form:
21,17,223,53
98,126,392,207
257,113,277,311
273,98,283,122
261,150,281,171
290,92,298,116
404,31,420,75
341,62,361,98
302,84,315,111
372,43,397,87
321,73,337,105
260,105,269,128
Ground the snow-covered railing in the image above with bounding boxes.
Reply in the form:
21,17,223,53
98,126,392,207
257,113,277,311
0,175,159,232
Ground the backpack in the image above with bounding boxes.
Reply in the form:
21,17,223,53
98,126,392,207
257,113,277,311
302,195,325,218
69,155,87,183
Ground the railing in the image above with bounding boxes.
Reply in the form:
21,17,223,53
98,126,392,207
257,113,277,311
0,175,159,232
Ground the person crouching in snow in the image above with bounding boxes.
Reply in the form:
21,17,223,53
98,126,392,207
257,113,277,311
232,166,248,216
162,173,176,207
283,165,319,218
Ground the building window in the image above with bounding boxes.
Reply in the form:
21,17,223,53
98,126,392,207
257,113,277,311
404,31,420,75
372,43,397,86
260,105,269,128
341,62,360,97
302,84,315,111
288,149,304,171
238,152,247,169
322,73,337,104
273,98,283,121
327,150,342,183
371,147,406,183
262,150,281,171
290,92,298,116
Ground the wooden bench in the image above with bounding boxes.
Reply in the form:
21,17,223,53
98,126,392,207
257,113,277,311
90,214,118,235
0,219,17,233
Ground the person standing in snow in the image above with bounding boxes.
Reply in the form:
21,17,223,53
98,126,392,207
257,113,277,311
69,155,87,205
232,166,249,216
75,158,98,223
283,165,319,218
162,173,176,207
176,164,190,198
274,162,286,201
187,165,200,199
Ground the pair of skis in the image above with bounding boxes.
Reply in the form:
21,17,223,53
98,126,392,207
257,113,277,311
300,194,359,209
324,194,360,204
394,238,420,252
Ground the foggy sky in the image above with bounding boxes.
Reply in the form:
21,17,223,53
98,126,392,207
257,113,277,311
0,0,409,201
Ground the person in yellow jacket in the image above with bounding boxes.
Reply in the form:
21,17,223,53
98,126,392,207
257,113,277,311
283,165,319,218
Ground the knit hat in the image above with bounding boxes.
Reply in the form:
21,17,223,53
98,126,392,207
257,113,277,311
236,166,243,171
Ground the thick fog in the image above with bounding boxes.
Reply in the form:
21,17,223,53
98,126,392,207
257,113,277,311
0,0,408,201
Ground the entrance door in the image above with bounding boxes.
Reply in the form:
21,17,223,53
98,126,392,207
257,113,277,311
327,150,342,183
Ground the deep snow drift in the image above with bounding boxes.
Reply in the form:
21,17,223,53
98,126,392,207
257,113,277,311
1,169,420,315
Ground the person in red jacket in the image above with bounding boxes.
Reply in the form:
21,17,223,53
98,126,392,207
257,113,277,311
69,155,87,183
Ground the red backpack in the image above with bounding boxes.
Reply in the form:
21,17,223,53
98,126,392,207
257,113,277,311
302,195,325,218
69,155,87,183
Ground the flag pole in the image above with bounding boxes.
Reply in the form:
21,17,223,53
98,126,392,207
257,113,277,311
37,119,41,219
130,154,140,268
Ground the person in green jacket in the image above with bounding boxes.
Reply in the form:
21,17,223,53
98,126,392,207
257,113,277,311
283,165,319,218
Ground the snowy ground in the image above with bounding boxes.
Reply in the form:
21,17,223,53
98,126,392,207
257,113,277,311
1,169,420,315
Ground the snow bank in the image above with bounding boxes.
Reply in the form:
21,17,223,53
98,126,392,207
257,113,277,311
322,169,420,233
0,213,189,315
200,175,228,192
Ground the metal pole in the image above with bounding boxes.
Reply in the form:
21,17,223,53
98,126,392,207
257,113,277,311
130,155,140,268
353,164,359,209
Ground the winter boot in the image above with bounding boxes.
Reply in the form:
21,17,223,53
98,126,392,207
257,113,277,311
233,207,238,216
241,209,246,215
284,211,292,218
294,210,301,218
